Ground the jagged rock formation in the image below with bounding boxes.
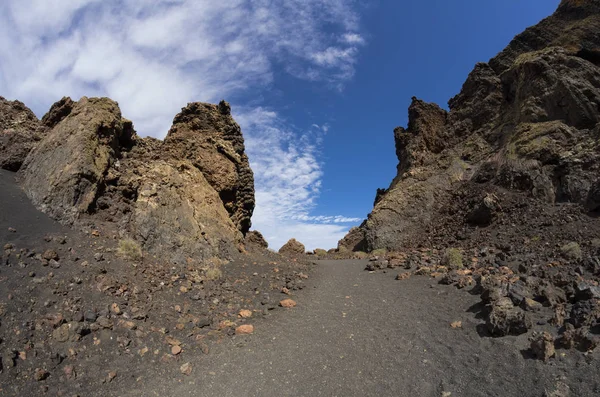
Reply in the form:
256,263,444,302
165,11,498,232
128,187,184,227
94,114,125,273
0,97,47,171
343,0,600,251
279,238,306,256
245,230,269,249
17,97,255,264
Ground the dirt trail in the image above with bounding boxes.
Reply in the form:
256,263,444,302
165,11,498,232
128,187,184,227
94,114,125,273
128,260,599,397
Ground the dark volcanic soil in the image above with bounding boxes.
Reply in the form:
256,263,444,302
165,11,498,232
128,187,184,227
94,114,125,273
123,260,600,397
2,168,600,396
0,169,312,397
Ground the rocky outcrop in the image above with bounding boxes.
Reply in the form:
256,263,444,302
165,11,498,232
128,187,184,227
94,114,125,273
17,97,255,264
0,97,47,171
337,226,367,252
245,231,269,249
163,101,255,234
20,97,134,223
344,0,600,252
278,238,306,256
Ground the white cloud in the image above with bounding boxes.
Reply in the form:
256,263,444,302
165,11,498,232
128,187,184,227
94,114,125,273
236,108,361,251
0,0,366,251
0,0,364,136
342,32,366,45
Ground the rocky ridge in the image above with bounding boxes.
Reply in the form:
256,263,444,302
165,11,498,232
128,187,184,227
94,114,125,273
342,0,600,254
5,96,255,264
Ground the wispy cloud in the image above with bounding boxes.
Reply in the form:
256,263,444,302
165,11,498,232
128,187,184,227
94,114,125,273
236,108,362,250
0,0,366,250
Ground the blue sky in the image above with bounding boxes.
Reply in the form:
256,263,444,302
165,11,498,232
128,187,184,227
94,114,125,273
0,0,560,250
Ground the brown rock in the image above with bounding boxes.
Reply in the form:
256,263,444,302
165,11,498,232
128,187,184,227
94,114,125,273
238,309,253,318
63,365,76,380
278,238,305,256
0,97,48,171
33,368,49,381
279,299,297,308
396,272,411,281
42,250,59,261
180,362,193,375
235,324,254,335
171,345,182,355
530,332,555,361
487,300,532,336
450,321,462,329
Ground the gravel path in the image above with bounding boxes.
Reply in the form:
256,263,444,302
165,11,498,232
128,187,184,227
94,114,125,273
129,260,599,397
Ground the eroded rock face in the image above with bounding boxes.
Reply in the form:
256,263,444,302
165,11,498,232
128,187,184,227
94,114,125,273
279,238,306,256
0,97,47,171
163,101,255,234
20,97,133,223
345,1,600,251
337,226,366,252
17,97,254,263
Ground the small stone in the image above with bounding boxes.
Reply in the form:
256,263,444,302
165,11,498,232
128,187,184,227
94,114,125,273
238,309,252,318
107,371,117,383
33,368,49,381
84,311,97,322
93,253,104,262
8,227,16,233
171,345,182,355
279,299,297,308
520,298,543,312
281,287,290,295
396,272,411,281
49,259,60,269
52,324,71,342
42,250,59,261
450,321,462,329
63,365,76,380
180,362,192,375
530,332,555,361
174,305,182,313
96,317,113,329
235,324,254,335
111,303,121,315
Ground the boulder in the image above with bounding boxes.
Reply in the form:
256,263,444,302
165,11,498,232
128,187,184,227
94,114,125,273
278,238,305,256
486,299,532,336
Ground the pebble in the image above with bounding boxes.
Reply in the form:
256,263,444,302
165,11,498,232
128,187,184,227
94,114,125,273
239,309,252,318
171,345,182,355
33,368,49,381
180,362,193,375
235,324,254,335
279,299,297,308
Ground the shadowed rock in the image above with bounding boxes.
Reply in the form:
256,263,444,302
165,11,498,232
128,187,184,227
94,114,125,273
0,97,47,171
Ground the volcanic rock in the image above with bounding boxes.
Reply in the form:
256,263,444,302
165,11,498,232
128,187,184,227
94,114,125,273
278,238,306,256
342,0,600,252
0,97,47,171
16,97,255,264
245,230,269,249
